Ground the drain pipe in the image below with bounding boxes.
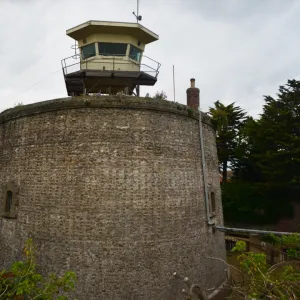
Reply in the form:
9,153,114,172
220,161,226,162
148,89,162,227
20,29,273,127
187,79,212,225
215,225,296,236
199,108,212,225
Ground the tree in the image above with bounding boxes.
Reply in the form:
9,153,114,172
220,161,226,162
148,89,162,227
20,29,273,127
0,239,76,299
253,79,300,185
219,80,300,225
231,116,263,182
209,101,247,182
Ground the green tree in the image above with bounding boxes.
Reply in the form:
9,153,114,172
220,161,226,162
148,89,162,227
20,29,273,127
0,239,76,299
220,80,300,226
209,101,247,182
231,116,263,182
253,79,300,185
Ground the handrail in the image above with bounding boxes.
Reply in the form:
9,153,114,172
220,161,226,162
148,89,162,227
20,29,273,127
62,61,158,74
143,55,161,66
61,53,161,78
143,55,161,78
215,225,296,236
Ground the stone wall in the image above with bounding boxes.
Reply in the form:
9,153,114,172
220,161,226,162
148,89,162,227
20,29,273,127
0,96,226,299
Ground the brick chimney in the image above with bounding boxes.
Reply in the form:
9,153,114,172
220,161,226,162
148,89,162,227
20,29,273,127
186,78,199,110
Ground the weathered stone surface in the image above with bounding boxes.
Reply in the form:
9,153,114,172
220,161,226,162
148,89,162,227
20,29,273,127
0,96,226,299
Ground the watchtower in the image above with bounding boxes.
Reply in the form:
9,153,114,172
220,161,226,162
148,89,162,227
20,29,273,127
61,20,160,96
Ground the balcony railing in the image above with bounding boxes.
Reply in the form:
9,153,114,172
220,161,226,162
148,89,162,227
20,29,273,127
61,53,161,78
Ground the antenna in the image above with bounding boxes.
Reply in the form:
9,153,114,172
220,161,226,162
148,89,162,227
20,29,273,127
133,0,142,23
71,41,79,58
173,65,176,102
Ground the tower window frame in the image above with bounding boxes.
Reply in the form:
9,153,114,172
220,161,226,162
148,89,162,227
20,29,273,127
129,44,142,62
208,186,217,218
210,191,216,215
81,43,96,60
1,182,19,219
98,42,128,57
5,191,13,213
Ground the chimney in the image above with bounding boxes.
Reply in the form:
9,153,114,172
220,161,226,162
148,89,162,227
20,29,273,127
186,78,199,110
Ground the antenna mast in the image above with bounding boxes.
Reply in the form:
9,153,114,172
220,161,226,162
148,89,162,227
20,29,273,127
173,65,176,102
71,40,78,58
133,0,142,23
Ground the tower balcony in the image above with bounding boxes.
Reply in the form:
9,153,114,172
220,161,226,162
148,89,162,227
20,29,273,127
61,53,161,96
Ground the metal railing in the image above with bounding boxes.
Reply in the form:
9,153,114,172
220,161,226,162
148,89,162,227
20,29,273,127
61,53,161,78
215,225,296,236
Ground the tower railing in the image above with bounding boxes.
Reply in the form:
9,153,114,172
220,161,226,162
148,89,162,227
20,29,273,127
61,53,161,78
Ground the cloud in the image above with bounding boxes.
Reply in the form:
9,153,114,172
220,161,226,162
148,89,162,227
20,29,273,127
0,0,299,118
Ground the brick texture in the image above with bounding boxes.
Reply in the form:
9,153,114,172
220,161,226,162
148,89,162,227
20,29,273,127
186,87,200,110
0,96,226,299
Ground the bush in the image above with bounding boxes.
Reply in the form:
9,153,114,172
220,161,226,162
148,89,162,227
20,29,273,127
229,239,300,299
0,239,76,299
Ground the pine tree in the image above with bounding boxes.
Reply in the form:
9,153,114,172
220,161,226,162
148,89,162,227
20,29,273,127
209,101,247,182
254,79,300,185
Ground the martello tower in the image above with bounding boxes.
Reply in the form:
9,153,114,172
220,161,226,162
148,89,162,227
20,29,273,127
0,20,226,300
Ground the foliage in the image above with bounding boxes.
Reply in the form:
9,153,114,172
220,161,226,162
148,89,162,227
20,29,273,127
254,79,300,184
221,181,293,225
232,79,300,185
152,91,167,100
217,79,300,225
0,239,76,299
144,91,167,100
231,117,263,182
262,233,300,259
208,101,247,182
229,239,300,299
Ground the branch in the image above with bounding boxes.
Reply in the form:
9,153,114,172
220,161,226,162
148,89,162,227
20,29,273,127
206,256,244,277
0,283,9,298
172,272,208,300
268,260,300,273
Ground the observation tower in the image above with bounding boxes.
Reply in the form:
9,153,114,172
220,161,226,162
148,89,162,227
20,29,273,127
61,20,160,96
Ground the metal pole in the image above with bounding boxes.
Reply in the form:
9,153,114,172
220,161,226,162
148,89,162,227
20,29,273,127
173,65,175,102
137,0,139,23
198,106,212,225
215,225,296,236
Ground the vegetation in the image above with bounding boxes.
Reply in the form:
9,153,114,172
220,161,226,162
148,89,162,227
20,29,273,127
228,236,300,300
208,101,247,182
210,79,300,225
146,90,167,100
0,239,76,299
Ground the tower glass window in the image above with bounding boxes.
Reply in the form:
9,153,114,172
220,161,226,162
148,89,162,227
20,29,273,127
129,45,142,62
81,43,96,59
5,191,13,213
98,43,127,56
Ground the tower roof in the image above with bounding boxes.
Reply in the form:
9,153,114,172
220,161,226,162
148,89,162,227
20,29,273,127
66,20,159,44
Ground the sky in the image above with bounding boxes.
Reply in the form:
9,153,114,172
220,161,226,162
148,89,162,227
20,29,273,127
0,0,299,118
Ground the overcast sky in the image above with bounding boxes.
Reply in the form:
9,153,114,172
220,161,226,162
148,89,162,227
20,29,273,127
1,0,299,117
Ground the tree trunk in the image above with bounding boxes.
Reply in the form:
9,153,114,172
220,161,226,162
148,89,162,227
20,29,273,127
222,161,228,183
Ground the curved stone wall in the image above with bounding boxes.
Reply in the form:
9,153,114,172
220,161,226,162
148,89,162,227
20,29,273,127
0,96,226,299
